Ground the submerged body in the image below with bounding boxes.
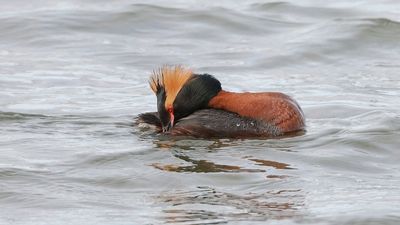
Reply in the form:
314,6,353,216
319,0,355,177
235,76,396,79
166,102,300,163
137,66,305,139
137,109,282,138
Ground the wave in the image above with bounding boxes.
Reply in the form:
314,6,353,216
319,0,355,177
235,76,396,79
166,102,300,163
0,111,48,121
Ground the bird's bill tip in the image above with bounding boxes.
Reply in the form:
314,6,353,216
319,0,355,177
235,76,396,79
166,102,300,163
162,111,175,133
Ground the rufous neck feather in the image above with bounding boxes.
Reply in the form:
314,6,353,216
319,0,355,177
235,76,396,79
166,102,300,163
149,65,193,108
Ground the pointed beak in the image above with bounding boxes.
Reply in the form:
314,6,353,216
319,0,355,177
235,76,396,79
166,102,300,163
162,111,175,132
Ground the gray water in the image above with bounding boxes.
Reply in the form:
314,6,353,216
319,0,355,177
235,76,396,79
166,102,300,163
1,1,400,224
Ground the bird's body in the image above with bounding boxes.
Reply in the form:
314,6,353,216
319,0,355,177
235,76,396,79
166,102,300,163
137,109,285,138
208,90,305,133
136,66,305,138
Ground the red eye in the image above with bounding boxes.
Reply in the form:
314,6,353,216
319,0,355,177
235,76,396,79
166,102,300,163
167,107,173,114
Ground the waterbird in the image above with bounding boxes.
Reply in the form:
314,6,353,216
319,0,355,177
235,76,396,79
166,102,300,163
136,66,305,138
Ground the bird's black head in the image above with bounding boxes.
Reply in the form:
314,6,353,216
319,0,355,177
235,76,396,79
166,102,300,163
149,66,221,132
172,74,221,122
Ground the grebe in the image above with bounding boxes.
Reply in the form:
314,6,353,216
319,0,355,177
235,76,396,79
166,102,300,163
136,66,305,138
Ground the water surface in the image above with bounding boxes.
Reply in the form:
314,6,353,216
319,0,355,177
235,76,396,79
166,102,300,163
1,1,400,224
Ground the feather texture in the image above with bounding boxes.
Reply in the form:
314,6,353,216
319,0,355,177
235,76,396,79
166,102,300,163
149,65,193,109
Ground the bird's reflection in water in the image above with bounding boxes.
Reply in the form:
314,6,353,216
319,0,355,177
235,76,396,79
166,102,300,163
150,138,303,223
153,137,238,151
152,154,266,173
247,158,295,170
151,138,297,173
156,186,304,224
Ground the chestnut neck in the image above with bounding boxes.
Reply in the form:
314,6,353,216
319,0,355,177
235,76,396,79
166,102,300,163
208,90,241,111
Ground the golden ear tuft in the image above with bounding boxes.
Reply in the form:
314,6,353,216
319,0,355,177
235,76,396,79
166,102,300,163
149,68,163,94
148,65,193,107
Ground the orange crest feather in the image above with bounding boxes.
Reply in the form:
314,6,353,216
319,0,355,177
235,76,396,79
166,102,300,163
149,65,193,109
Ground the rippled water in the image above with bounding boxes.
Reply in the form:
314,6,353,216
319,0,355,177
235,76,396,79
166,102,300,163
1,1,400,224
